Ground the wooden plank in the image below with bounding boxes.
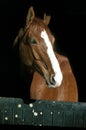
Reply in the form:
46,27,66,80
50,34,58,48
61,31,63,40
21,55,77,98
0,97,86,128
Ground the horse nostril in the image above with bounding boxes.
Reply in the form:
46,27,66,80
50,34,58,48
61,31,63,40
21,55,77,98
50,74,56,85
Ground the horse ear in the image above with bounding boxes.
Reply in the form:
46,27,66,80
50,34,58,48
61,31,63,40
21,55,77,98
26,6,35,26
44,13,51,25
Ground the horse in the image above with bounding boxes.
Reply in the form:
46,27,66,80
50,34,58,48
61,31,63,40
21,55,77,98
13,6,78,102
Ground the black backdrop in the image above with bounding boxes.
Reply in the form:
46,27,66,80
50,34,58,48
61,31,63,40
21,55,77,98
0,0,86,102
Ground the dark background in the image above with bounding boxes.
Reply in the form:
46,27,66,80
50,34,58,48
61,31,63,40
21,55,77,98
0,0,86,102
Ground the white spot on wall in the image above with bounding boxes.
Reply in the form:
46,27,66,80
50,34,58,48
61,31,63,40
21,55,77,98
15,114,18,118
29,103,33,108
18,104,22,108
40,112,43,115
51,111,53,114
33,112,38,116
4,117,8,120
32,109,34,113
53,101,56,103
39,124,42,126
58,112,60,114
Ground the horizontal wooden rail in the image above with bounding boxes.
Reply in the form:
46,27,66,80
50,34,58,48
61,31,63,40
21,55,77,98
0,97,86,128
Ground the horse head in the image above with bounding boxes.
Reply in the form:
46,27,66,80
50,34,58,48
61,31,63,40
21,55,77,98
13,6,63,88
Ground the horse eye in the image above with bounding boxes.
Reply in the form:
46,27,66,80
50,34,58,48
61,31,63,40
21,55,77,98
30,39,37,44
25,37,37,45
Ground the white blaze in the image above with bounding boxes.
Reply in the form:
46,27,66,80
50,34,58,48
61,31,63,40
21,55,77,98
41,30,63,87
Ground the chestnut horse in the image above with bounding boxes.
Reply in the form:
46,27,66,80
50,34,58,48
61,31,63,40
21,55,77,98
13,6,78,102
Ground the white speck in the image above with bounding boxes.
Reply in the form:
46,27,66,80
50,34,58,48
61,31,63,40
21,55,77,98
34,112,38,116
58,112,60,114
38,101,41,104
51,112,53,114
22,119,24,122
15,114,18,118
18,104,22,108
53,101,56,103
40,112,43,115
5,117,8,120
4,110,7,113
29,103,33,108
32,109,34,113
39,124,42,126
